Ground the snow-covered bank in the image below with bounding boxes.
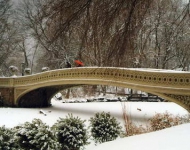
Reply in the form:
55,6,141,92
0,100,189,150
88,123,190,150
0,101,188,128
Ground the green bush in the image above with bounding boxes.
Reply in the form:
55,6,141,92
15,119,60,150
89,112,122,144
52,114,89,150
0,126,19,149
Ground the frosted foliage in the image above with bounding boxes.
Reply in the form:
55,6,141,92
0,126,19,149
52,114,89,150
90,112,122,144
15,119,60,150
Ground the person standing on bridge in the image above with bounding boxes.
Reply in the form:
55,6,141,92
66,61,71,68
75,60,84,67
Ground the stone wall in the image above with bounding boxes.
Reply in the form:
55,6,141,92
0,88,14,107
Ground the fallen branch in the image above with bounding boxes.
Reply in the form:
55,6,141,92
39,109,47,116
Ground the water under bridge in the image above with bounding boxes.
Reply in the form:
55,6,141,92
0,67,190,112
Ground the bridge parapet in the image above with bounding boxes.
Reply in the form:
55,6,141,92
3,67,189,87
1,67,190,95
0,78,14,87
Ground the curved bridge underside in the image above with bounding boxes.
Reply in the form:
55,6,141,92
0,67,190,111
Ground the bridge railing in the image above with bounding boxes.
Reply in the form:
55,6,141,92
0,78,14,87
0,67,190,88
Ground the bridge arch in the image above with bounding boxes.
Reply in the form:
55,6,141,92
16,79,159,107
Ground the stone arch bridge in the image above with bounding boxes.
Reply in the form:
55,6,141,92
0,67,190,112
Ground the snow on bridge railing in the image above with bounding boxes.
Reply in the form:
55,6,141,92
0,67,190,87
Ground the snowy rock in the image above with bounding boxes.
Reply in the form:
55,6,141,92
42,67,50,72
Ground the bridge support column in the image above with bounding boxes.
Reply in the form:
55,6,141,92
0,88,14,107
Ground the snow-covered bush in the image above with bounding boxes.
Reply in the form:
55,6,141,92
52,114,89,150
0,126,19,149
89,112,122,144
149,112,183,131
15,118,60,150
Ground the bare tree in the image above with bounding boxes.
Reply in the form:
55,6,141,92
46,0,153,67
0,0,22,75
16,0,189,70
18,0,153,68
173,1,190,70
16,0,79,69
135,0,190,69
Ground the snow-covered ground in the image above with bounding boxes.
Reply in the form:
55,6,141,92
89,123,190,150
0,99,189,150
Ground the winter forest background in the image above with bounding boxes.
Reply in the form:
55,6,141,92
0,1,190,149
0,0,189,76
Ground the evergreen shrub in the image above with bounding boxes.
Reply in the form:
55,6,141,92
15,118,60,150
89,112,122,144
52,114,89,150
0,126,18,149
